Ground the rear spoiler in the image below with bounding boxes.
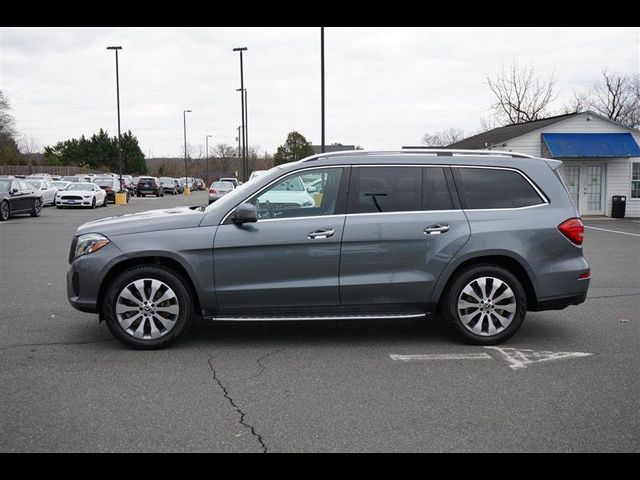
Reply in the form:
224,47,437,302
544,158,563,171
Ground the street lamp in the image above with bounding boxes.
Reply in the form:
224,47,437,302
320,28,325,154
205,134,213,187
233,47,248,181
183,109,192,195
106,45,126,203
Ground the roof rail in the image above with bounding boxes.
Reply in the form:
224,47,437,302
300,149,538,162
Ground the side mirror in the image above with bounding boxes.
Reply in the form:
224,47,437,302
11,188,19,194
232,202,258,224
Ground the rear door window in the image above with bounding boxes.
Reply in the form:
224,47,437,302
424,167,454,210
350,167,422,213
456,167,545,209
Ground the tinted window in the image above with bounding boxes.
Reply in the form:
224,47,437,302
352,167,421,213
457,168,544,209
252,168,343,220
424,167,454,210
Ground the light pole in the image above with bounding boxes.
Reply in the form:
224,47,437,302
320,28,325,153
233,47,248,181
183,109,192,195
236,87,248,177
205,134,213,187
106,45,126,203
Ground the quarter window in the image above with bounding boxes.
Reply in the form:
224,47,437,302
632,163,640,199
457,168,545,209
252,168,344,219
424,167,454,210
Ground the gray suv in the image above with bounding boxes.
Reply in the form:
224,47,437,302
67,150,590,349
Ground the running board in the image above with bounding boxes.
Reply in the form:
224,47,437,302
204,312,428,322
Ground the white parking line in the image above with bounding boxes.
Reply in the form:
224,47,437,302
390,353,492,361
390,347,593,369
584,226,640,237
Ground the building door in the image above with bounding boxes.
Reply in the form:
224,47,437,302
581,163,605,215
561,163,580,207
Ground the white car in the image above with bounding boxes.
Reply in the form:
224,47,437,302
56,182,107,208
254,174,316,216
26,178,58,206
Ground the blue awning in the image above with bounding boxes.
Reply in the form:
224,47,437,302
542,133,640,158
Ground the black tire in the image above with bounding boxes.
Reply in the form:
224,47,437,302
137,193,141,197
441,264,527,345
56,205,63,209
0,200,9,221
102,265,194,349
102,196,108,207
30,198,42,217
91,197,96,209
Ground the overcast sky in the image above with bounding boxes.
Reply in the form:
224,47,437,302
1,27,638,157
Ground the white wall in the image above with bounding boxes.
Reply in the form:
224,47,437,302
492,113,640,217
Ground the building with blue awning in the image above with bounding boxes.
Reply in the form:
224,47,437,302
447,111,640,217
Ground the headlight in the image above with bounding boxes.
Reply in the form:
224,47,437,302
75,233,110,259
83,195,92,198
302,200,314,207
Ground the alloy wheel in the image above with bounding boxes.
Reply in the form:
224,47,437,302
457,276,517,336
115,278,180,340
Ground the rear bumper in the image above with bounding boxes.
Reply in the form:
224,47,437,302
530,289,588,311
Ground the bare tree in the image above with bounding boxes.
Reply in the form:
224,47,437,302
487,60,557,125
590,69,639,128
420,128,465,147
211,143,240,177
562,89,591,115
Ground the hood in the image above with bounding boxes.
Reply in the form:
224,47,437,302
75,205,205,237
59,189,96,195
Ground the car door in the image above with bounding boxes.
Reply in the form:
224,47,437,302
213,166,348,310
8,181,26,212
18,180,36,211
339,165,471,306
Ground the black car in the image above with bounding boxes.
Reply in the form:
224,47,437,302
136,177,163,197
0,177,43,221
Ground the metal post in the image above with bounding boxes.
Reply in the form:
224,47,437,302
107,46,125,203
321,27,325,153
233,47,248,181
244,88,249,173
183,109,191,194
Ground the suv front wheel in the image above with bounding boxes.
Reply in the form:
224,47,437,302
102,265,194,349
442,264,527,345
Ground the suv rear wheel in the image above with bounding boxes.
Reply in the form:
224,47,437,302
102,265,194,349
442,264,527,345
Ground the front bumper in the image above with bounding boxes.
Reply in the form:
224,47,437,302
67,241,127,314
56,197,94,207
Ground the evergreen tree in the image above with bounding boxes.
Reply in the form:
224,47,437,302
273,131,314,166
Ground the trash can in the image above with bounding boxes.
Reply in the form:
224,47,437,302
612,195,626,218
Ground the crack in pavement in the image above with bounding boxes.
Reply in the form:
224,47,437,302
200,349,268,453
246,349,283,382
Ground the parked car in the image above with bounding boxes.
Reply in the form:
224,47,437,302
159,177,178,195
26,178,58,206
174,178,184,194
94,176,125,203
56,182,107,208
219,177,240,188
0,177,43,221
28,173,54,181
66,149,591,349
137,177,163,197
208,181,235,204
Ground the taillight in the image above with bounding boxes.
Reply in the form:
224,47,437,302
558,218,584,245
209,189,217,194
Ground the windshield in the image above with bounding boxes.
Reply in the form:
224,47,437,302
94,178,114,186
159,177,173,183
27,180,43,188
212,182,233,189
67,183,95,191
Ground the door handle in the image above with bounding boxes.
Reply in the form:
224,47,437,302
424,224,450,235
308,228,335,239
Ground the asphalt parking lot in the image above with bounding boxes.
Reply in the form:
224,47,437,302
0,193,638,452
